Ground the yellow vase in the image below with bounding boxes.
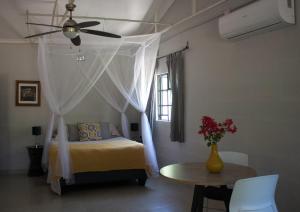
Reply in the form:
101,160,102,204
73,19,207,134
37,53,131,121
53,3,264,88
206,143,224,173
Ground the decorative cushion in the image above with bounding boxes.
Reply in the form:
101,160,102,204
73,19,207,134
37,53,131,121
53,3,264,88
78,122,102,141
67,124,80,141
109,123,121,137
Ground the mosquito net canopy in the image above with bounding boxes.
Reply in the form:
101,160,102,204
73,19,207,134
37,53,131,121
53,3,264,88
38,32,161,192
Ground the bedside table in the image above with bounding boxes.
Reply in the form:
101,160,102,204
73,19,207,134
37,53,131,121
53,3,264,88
26,145,44,176
131,136,143,143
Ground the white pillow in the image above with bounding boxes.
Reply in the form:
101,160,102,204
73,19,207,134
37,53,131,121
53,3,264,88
109,123,121,137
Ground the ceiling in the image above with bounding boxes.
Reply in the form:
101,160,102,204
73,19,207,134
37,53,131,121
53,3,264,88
0,0,174,40
0,0,255,41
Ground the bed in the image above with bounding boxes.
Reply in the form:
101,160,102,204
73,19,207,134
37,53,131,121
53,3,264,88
48,137,148,194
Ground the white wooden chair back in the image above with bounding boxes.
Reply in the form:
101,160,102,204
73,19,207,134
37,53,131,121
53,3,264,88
219,151,248,166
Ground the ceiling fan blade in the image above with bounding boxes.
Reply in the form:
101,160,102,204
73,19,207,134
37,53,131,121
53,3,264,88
76,21,100,28
26,23,62,28
24,30,62,38
80,29,121,38
71,36,81,46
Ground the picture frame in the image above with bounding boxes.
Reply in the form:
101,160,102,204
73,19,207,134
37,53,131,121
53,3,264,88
16,80,41,106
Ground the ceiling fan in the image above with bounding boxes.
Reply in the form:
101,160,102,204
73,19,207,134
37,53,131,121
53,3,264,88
25,2,121,46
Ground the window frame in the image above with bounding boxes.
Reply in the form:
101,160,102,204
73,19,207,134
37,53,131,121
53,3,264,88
156,73,172,122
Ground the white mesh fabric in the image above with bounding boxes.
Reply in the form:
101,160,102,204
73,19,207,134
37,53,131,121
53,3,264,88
92,72,130,138
38,34,122,184
83,33,161,174
104,33,161,174
38,32,161,194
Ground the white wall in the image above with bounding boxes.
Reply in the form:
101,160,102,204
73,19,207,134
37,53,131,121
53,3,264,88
154,1,300,211
0,44,49,173
0,44,138,173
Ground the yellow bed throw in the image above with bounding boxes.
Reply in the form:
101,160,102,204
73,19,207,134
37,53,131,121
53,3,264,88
49,138,147,179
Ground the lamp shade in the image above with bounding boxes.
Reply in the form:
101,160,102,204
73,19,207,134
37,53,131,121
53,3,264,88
32,126,41,136
130,123,139,131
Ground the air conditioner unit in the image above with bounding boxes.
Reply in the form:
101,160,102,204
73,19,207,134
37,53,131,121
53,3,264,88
219,0,295,40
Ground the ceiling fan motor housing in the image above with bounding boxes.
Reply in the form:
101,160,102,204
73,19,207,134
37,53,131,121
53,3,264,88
66,3,76,12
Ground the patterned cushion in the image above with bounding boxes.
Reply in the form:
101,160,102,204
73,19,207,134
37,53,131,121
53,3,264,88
78,122,102,141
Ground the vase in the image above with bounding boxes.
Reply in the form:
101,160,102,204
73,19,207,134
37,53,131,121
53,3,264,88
206,143,224,173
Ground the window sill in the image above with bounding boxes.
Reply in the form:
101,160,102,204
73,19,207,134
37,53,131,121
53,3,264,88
156,120,170,123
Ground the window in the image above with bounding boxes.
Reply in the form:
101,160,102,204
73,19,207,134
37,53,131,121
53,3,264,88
156,73,172,121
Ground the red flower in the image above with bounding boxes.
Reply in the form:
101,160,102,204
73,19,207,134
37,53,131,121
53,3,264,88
224,119,233,126
228,125,237,133
198,116,237,146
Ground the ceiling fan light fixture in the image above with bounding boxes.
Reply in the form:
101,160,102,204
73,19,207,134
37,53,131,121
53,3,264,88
63,27,79,39
63,19,79,39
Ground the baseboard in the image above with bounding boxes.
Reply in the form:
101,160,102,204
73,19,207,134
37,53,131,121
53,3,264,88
0,169,27,175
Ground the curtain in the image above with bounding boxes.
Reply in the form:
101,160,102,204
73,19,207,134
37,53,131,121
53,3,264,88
41,112,55,170
167,52,185,143
146,61,158,132
38,32,161,194
92,72,130,138
105,33,161,175
38,34,123,193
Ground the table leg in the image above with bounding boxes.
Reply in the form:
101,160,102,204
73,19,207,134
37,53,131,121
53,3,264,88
191,185,205,212
220,185,233,212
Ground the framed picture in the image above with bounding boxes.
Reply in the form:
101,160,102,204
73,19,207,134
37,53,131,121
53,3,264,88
16,80,41,106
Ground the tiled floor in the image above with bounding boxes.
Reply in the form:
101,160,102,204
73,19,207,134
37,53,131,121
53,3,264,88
0,174,226,212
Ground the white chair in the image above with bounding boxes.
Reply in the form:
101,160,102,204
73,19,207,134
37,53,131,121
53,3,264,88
230,175,279,212
204,151,249,211
219,151,248,167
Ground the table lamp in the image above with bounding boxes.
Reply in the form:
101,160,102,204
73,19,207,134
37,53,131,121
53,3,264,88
32,126,41,147
130,123,142,142
130,123,139,132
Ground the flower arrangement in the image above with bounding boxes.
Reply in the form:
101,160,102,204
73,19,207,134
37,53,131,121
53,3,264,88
198,116,237,146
